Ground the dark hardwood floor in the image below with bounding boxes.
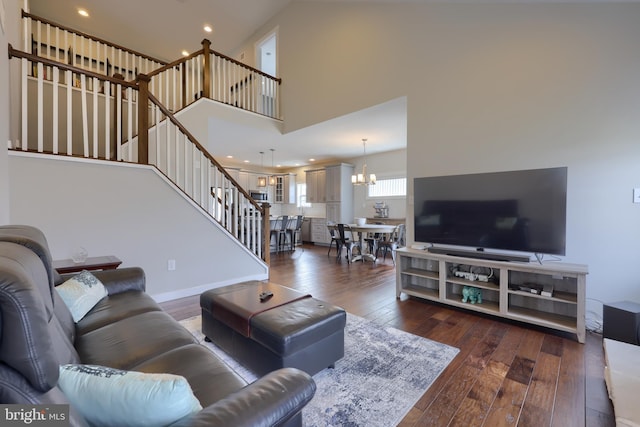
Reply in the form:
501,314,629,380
160,244,614,427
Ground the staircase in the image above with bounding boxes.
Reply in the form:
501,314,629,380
9,11,279,263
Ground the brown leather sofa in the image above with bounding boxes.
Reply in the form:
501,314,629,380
0,225,316,427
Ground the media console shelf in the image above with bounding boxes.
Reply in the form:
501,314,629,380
395,248,588,343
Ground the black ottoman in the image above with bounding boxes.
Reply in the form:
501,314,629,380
201,281,346,376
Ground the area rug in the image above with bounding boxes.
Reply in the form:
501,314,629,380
180,314,459,427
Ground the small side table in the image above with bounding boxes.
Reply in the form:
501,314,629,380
53,255,122,275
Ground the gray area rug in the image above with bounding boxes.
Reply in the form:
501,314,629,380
180,314,459,427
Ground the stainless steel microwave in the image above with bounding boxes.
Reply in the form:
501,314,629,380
250,191,269,201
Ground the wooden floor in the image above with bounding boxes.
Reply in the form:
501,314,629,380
160,244,615,427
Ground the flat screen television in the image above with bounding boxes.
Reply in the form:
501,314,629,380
414,167,567,260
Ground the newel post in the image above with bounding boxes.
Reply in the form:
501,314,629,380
201,39,211,99
136,73,151,165
111,73,125,160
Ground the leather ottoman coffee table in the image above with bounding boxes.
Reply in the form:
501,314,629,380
201,281,346,376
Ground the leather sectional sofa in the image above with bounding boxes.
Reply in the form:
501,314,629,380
0,225,316,426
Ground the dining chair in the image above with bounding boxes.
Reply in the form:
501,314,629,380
363,222,384,256
327,222,342,257
270,215,290,252
286,215,304,251
337,223,361,264
375,223,406,265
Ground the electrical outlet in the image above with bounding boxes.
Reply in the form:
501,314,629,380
167,259,176,271
634,188,640,204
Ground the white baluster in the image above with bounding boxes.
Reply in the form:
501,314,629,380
92,77,98,158
52,67,59,154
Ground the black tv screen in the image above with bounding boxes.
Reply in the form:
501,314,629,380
414,167,567,256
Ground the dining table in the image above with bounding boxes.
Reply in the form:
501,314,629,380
328,223,396,262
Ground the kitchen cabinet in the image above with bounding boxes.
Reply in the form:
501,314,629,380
273,173,296,204
237,171,264,192
325,163,353,203
305,164,354,226
326,202,352,226
305,169,326,203
325,164,354,224
248,173,260,191
310,217,331,244
301,217,311,242
226,168,240,182
238,171,250,189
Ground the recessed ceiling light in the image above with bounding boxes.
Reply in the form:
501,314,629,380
243,160,250,163
181,50,189,57
226,155,233,159
203,25,212,33
78,9,89,17
309,158,316,162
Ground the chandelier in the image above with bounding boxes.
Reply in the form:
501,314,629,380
257,151,267,187
351,138,376,186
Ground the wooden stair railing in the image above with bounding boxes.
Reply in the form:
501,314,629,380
8,45,271,263
144,39,282,119
24,10,282,119
8,44,138,159
22,10,167,81
143,86,270,262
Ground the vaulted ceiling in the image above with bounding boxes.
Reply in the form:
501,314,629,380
27,0,409,167
27,0,626,168
30,0,625,64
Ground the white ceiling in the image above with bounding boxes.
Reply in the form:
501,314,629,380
28,0,293,62
199,96,407,168
28,0,636,62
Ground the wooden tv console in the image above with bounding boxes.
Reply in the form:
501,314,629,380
395,248,588,343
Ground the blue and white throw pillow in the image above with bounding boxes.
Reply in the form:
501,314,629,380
55,270,108,322
58,364,203,427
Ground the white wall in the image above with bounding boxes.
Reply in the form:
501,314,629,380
350,149,406,220
174,98,283,153
8,153,267,301
0,0,21,224
239,2,640,325
0,19,9,225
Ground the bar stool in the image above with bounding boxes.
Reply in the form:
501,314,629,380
270,215,290,252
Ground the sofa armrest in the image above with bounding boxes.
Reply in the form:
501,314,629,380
171,368,316,427
0,364,90,427
60,267,146,295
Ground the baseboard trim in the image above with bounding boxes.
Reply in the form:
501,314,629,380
150,273,269,303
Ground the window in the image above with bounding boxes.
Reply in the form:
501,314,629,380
297,184,311,207
368,177,406,198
